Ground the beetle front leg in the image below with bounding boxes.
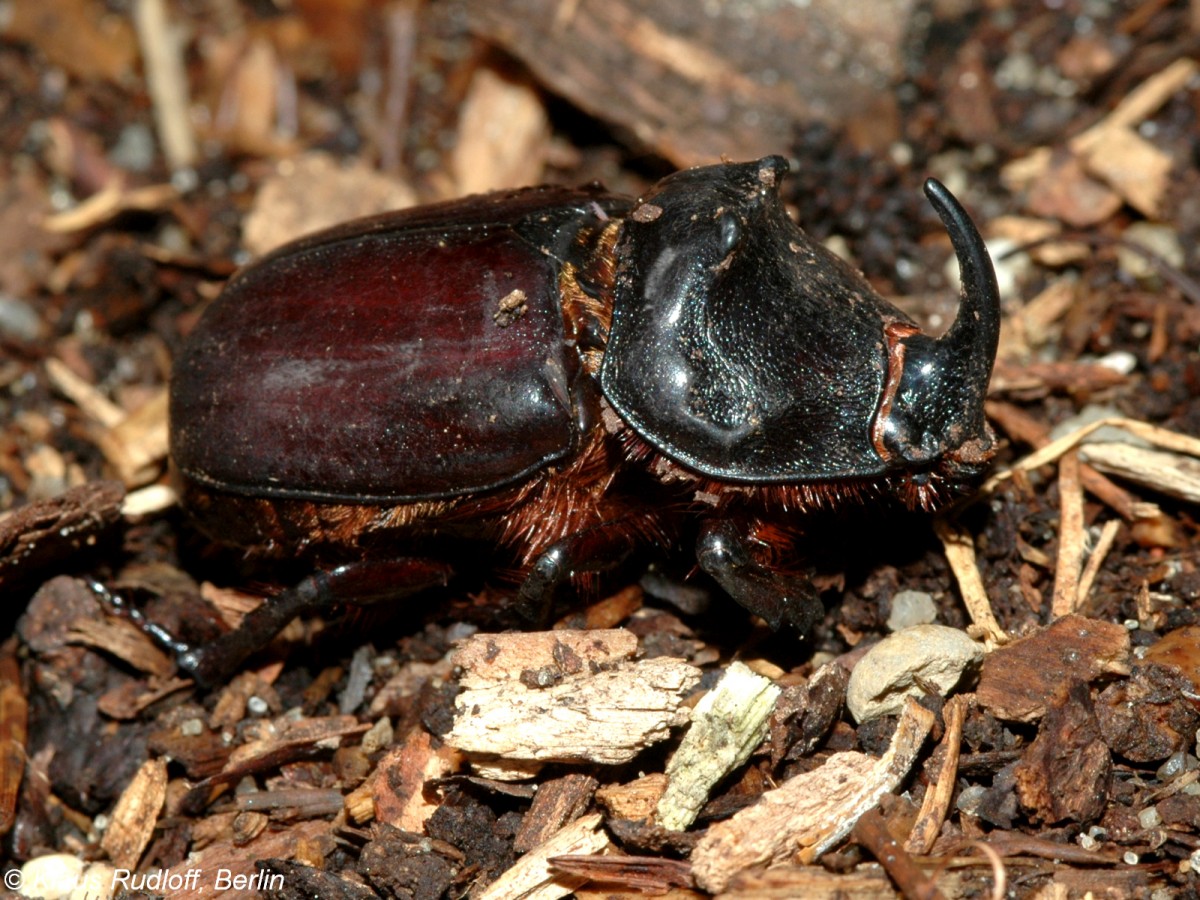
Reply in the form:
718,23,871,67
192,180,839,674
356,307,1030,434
696,519,823,634
117,558,450,687
516,521,643,623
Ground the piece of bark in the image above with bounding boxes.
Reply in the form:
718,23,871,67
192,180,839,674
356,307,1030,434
67,614,174,677
552,855,696,894
183,715,370,812
514,773,598,853
0,481,124,593
368,727,459,831
158,818,334,900
1013,681,1111,825
1095,662,1200,763
975,615,1130,722
769,662,848,766
0,639,27,836
467,0,912,166
99,756,168,870
476,812,612,900
658,661,779,831
690,698,934,893
446,655,700,766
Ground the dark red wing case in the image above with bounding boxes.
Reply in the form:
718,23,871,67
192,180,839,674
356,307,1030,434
170,187,620,502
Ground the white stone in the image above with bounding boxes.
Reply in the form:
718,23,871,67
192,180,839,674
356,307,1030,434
846,624,984,723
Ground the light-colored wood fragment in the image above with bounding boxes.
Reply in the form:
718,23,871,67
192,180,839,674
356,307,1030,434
1080,127,1172,219
453,628,639,689
1077,518,1122,610
1080,442,1200,505
933,519,1007,645
657,661,780,831
452,67,550,196
94,388,170,487
595,773,669,821
477,812,612,900
1068,58,1198,157
41,179,178,233
100,756,168,869
985,416,1200,493
446,656,700,766
1051,450,1085,618
122,483,177,518
44,357,124,428
905,694,967,855
132,0,197,170
241,153,417,255
690,699,935,893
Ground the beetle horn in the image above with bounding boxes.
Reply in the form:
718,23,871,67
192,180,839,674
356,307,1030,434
874,179,999,474
924,177,1000,396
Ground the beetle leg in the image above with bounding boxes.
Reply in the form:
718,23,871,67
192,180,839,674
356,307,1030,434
695,519,823,634
516,520,642,622
142,558,448,687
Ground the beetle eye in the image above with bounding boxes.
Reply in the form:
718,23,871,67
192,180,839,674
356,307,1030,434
717,213,741,255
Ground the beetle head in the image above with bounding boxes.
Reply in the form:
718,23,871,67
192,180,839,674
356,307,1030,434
868,179,1001,505
600,157,999,509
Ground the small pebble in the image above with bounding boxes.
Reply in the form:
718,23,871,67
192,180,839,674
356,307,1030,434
846,624,984,723
1138,806,1163,829
19,854,84,899
886,590,938,631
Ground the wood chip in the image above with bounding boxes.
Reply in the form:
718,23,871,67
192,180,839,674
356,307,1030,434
132,0,196,170
1080,126,1172,219
446,655,700,767
241,152,418,256
1013,682,1111,825
369,729,459,831
1051,449,1085,618
452,628,639,689
93,388,170,488
689,698,935,893
477,812,612,900
1076,518,1122,611
595,773,669,821
0,481,124,593
905,693,968,855
99,756,168,869
466,0,913,165
657,661,780,831
1080,442,1200,504
975,615,1130,722
451,67,550,195
514,773,598,852
67,615,175,677
933,518,1007,645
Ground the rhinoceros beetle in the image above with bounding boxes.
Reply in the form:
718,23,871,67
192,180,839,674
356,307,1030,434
162,155,999,685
